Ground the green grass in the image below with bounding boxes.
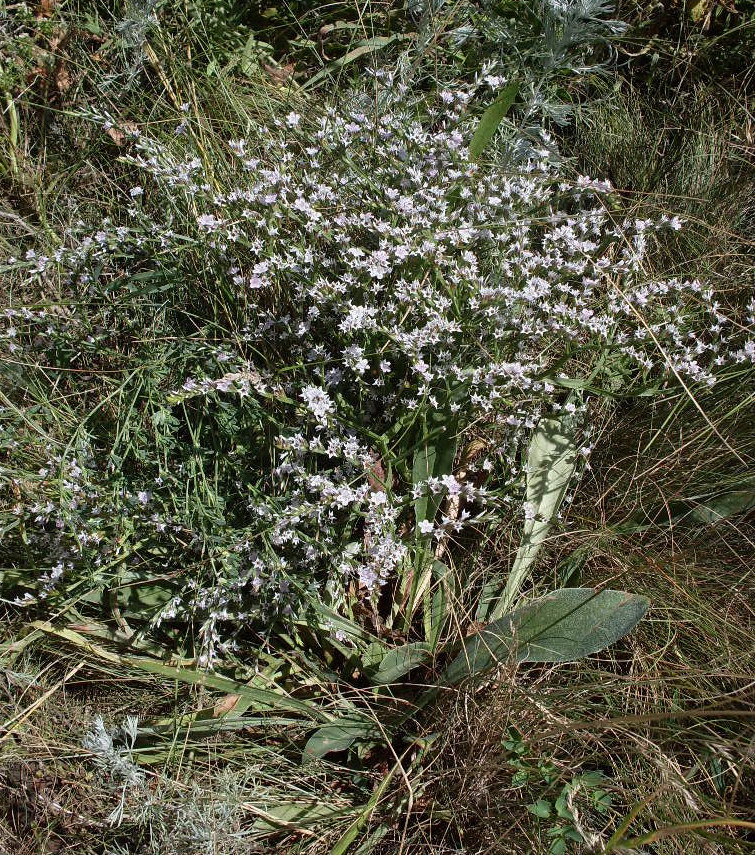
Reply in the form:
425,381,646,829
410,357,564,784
1,2,754,853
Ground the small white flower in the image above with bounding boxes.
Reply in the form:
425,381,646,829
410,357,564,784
300,385,334,426
418,519,435,535
197,213,221,231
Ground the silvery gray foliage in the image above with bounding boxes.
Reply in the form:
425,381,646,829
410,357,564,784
95,0,160,93
82,715,143,787
98,766,255,854
115,0,159,46
538,0,626,70
435,0,626,161
407,0,449,19
82,715,144,825
468,0,625,73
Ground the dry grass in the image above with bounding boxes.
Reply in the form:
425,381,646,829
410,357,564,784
370,539,755,854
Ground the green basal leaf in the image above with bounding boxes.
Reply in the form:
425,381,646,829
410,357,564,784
425,559,452,649
371,642,432,685
252,801,355,831
620,481,755,532
303,716,381,760
527,799,552,819
303,35,409,89
478,413,577,621
445,588,649,686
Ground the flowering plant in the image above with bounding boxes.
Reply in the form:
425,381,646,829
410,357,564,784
3,71,752,667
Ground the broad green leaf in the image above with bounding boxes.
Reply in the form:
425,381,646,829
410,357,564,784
305,600,381,644
550,838,568,855
469,80,519,161
555,792,575,821
540,374,662,399
144,713,301,742
478,414,578,621
122,581,175,613
689,489,755,523
252,801,355,831
528,799,552,818
361,641,388,671
0,567,32,591
303,716,381,760
371,642,431,685
444,588,649,686
236,33,273,78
